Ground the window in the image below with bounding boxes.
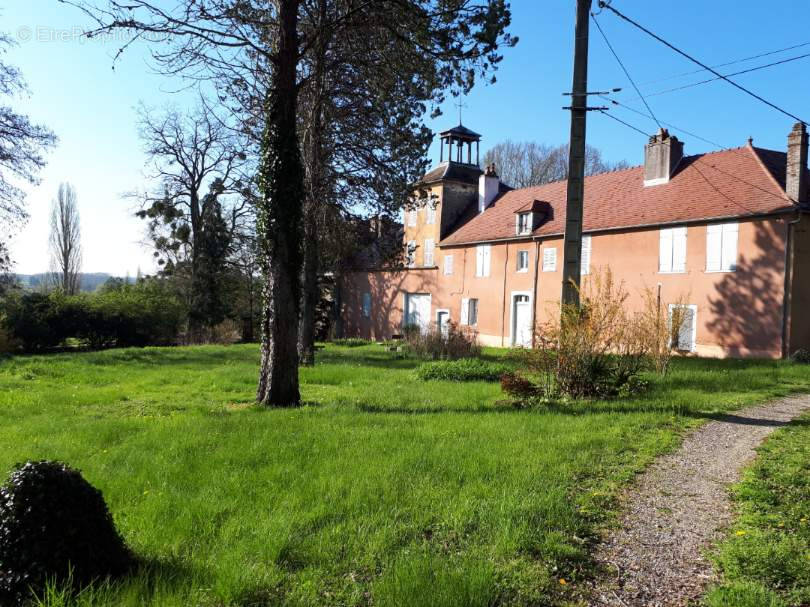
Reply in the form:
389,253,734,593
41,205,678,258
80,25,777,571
659,226,687,273
517,250,529,272
461,298,479,326
669,304,697,352
424,238,435,266
542,247,557,272
407,208,417,227
426,202,436,225
706,222,738,272
516,212,531,235
580,235,592,275
407,240,416,268
443,254,454,275
475,244,491,277
362,292,371,318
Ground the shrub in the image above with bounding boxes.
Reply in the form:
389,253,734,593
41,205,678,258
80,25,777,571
405,321,480,360
332,338,372,347
415,358,510,382
791,348,810,364
500,371,539,398
0,461,133,603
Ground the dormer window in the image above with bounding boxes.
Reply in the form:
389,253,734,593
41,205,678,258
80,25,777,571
517,212,531,235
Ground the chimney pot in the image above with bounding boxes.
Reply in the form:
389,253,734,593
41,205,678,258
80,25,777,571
786,122,808,203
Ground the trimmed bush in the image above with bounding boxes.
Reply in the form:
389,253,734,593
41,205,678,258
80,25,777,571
331,338,372,347
415,358,509,382
405,321,481,360
0,461,133,603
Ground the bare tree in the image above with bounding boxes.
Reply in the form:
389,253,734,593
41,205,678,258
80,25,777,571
0,34,57,273
48,183,82,294
484,140,629,188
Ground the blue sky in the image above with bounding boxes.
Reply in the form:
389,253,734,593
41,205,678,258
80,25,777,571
5,1,810,275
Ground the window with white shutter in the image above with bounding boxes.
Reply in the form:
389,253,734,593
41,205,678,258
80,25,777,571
468,299,479,325
407,240,416,268
516,250,529,272
706,222,738,272
476,244,491,277
580,235,592,276
516,213,531,235
669,304,697,352
443,254,453,275
408,208,417,227
542,247,557,272
659,226,687,273
424,238,434,266
460,297,469,325
426,203,436,225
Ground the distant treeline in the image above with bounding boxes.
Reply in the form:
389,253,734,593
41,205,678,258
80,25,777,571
14,273,136,293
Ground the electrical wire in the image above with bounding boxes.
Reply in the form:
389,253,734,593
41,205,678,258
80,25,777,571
591,11,661,129
628,51,810,101
638,40,810,86
597,110,649,137
599,96,727,149
599,2,809,125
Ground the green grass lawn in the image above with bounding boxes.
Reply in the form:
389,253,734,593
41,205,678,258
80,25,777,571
2,344,810,606
705,413,810,607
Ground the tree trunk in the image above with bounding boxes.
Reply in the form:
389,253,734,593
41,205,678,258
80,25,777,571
256,0,304,407
298,205,318,365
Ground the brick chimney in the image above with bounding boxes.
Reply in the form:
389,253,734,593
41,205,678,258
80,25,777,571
478,163,500,213
644,128,684,187
786,122,808,203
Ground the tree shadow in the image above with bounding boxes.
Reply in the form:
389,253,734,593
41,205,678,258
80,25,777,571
706,219,787,357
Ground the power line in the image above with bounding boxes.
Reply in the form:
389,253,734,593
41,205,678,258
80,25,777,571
599,95,727,150
599,1,809,125
628,51,810,101
597,109,649,137
638,40,810,86
591,11,661,129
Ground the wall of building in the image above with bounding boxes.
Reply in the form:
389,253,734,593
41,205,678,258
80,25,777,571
344,216,789,357
788,213,810,354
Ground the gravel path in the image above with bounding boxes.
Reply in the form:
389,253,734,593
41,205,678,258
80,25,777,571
587,395,810,606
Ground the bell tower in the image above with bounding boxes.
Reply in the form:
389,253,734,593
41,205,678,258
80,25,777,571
439,124,481,166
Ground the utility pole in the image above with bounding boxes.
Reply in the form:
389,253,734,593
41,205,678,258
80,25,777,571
560,0,593,307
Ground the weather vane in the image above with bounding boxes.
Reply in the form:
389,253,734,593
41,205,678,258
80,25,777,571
454,99,468,125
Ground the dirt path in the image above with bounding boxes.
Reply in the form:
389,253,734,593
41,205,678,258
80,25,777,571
587,395,810,606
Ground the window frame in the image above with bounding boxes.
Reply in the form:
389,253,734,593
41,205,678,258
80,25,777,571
407,208,417,227
516,249,529,273
516,212,531,235
468,298,479,326
705,222,739,273
424,238,435,267
443,254,453,275
406,240,416,268
668,303,697,352
580,235,592,276
475,244,491,277
659,226,687,274
425,202,436,225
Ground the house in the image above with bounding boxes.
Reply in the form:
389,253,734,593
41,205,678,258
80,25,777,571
341,121,810,359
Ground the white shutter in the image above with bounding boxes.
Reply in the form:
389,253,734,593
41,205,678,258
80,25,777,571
460,298,469,325
543,247,556,272
580,236,592,275
722,223,738,271
424,239,434,266
483,245,491,277
706,224,722,271
672,227,687,273
659,229,673,272
443,254,453,275
475,246,483,276
408,209,417,227
407,240,416,268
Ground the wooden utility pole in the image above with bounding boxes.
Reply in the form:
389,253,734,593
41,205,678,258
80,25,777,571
560,0,593,307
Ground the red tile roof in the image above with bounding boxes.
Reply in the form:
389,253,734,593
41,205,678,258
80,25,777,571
440,144,797,246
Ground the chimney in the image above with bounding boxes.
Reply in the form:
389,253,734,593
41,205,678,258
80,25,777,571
786,122,808,203
478,163,499,213
644,128,684,187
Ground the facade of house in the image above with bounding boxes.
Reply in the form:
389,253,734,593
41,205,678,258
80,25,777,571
341,122,810,359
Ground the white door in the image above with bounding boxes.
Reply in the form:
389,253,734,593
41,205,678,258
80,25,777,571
405,294,431,333
513,295,531,347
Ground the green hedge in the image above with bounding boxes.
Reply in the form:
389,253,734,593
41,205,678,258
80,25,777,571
414,358,510,382
1,280,184,352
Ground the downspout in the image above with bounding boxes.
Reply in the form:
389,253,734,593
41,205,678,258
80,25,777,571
501,243,509,347
781,210,802,358
530,239,541,348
